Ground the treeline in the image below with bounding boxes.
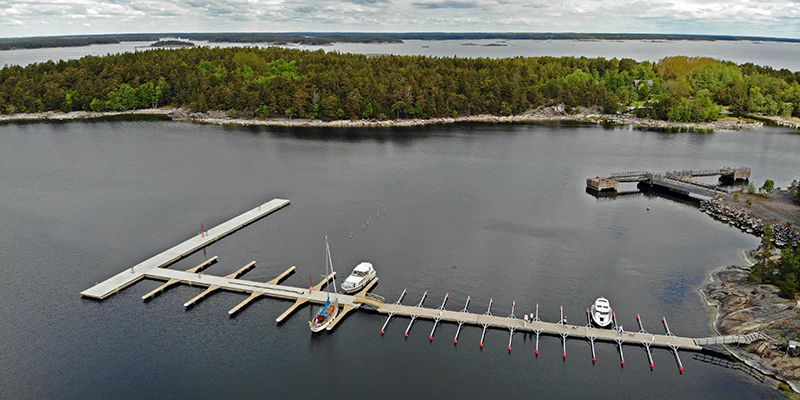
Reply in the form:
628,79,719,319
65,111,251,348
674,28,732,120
0,36,121,51
1,46,799,122
750,224,800,298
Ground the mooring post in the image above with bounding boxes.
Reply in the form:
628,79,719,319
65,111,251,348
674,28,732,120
429,293,449,341
381,288,407,334
453,295,470,344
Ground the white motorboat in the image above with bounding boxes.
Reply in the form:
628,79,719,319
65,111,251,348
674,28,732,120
340,262,376,294
590,297,613,329
310,237,339,332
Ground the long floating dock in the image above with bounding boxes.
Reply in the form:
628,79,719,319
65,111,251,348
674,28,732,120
82,197,771,371
80,198,290,299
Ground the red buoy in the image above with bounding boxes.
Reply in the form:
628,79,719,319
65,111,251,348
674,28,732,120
480,342,484,348
381,329,385,334
535,350,539,355
430,336,434,341
650,363,655,368
454,339,458,344
621,360,625,365
563,353,567,358
679,367,684,372
508,346,512,351
404,332,408,337
592,357,596,362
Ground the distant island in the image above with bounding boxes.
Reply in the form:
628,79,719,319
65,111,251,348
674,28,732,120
2,32,800,51
149,39,195,48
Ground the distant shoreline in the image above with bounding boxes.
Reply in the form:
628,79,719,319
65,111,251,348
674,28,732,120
0,106,774,131
2,32,800,51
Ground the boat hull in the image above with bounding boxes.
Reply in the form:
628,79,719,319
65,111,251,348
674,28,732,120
341,272,376,294
310,301,339,332
590,297,613,329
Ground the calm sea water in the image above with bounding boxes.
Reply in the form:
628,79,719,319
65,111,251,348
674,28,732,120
2,39,800,71
1,119,798,399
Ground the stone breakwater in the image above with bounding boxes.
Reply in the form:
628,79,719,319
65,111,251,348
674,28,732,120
700,197,800,247
703,265,800,393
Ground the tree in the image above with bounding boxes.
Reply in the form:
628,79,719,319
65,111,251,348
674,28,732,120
750,224,776,282
760,179,775,194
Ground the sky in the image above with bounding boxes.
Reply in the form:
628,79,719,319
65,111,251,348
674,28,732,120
1,0,799,40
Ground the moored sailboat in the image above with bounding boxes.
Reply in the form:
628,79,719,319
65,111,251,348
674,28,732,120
310,236,339,332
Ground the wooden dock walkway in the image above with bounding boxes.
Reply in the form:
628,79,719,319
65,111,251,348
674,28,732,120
80,198,290,299
377,301,700,350
81,197,771,371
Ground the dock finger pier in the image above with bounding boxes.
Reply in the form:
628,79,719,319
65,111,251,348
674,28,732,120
82,198,769,372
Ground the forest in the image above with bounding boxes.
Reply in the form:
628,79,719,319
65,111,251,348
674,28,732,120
1,46,799,122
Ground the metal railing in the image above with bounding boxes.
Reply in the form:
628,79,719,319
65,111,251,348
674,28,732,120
694,332,771,346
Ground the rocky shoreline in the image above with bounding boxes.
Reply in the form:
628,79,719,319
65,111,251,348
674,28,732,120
700,196,800,247
702,263,800,393
0,106,768,131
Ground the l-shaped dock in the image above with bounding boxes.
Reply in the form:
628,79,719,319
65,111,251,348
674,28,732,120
82,198,769,371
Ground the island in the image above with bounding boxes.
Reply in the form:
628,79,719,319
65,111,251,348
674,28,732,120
1,46,799,130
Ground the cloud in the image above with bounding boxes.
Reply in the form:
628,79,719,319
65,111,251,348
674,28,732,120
412,0,479,9
0,0,798,39
346,0,390,5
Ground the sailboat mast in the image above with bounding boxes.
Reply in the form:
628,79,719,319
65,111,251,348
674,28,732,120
326,236,338,297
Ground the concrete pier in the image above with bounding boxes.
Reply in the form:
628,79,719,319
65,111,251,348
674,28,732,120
80,198,290,299
587,167,750,198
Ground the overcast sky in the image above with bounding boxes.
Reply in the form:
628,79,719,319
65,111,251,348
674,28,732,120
1,0,798,40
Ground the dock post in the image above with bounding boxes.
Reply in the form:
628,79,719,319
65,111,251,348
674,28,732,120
403,291,428,338
616,338,625,366
662,316,675,336
479,321,492,348
643,341,655,369
381,288,407,334
506,300,518,351
453,295,470,344
636,314,649,334
429,293,449,341
479,298,494,348
670,344,684,372
534,329,543,355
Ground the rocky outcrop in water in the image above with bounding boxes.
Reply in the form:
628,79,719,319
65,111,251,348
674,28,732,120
703,265,800,392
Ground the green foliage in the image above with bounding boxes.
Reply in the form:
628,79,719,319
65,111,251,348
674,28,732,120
0,46,797,121
761,179,775,194
751,229,800,299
